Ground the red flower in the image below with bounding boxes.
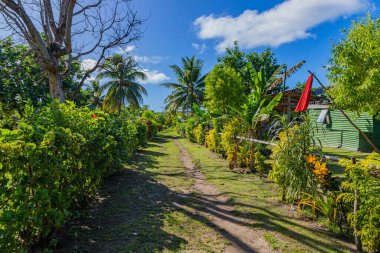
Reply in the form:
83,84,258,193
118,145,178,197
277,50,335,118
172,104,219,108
92,114,97,119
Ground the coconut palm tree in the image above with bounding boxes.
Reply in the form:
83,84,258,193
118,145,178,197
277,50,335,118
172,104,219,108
86,79,105,109
98,54,147,112
161,56,206,114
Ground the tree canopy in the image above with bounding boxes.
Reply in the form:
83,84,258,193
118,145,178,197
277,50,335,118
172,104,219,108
161,56,206,114
328,16,380,118
203,65,245,115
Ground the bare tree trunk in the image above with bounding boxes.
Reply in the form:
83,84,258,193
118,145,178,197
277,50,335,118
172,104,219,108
47,70,65,103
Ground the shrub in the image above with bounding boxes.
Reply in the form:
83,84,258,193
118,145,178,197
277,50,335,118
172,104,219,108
237,141,250,168
254,150,267,177
221,118,243,169
176,121,186,137
0,102,150,252
205,128,222,153
193,123,205,145
269,115,320,202
185,117,198,142
338,153,380,253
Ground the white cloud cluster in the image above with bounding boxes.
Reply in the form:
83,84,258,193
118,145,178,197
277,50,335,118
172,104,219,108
192,43,207,54
139,69,170,84
134,55,162,64
81,59,97,71
194,0,369,52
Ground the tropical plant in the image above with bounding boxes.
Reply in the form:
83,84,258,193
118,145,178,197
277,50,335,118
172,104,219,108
269,115,321,202
205,128,222,153
98,54,147,112
86,79,105,109
161,56,206,114
232,64,283,170
221,118,244,169
338,153,380,252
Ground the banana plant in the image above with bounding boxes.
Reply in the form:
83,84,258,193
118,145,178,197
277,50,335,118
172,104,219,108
232,64,284,170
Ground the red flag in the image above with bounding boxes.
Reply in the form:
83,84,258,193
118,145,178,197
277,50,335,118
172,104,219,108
295,74,313,112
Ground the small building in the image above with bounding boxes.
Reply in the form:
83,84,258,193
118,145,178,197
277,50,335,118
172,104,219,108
308,104,380,152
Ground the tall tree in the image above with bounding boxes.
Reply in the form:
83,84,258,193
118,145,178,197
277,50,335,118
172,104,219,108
0,39,47,114
161,56,206,114
204,65,245,114
246,48,280,90
217,41,247,75
328,16,380,118
0,0,143,102
98,54,147,112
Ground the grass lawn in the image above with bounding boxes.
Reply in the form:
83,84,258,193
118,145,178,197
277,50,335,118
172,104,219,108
178,136,354,253
322,146,371,176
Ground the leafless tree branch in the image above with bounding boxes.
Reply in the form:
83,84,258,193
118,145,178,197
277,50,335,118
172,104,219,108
0,0,144,101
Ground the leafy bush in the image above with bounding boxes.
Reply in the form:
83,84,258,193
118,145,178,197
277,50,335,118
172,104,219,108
0,102,151,252
205,128,222,153
221,118,243,169
269,116,320,202
193,123,205,145
176,121,186,137
338,153,380,253
185,117,198,142
254,150,267,177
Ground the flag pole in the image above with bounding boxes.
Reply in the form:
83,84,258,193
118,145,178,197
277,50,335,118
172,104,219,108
308,70,380,154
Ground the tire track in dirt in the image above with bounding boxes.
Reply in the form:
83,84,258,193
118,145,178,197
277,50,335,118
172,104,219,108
173,140,273,253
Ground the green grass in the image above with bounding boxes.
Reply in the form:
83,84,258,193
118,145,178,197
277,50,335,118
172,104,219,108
322,147,371,177
178,137,355,253
322,146,371,160
56,131,227,253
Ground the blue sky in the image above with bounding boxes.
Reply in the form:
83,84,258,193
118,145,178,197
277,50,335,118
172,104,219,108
115,0,378,111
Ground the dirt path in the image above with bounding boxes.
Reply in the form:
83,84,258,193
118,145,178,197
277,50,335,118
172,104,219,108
173,140,272,253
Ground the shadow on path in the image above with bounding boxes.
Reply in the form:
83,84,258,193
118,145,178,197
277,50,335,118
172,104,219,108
56,134,354,253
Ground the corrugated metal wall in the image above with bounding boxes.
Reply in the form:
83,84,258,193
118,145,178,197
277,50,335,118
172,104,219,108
309,109,379,151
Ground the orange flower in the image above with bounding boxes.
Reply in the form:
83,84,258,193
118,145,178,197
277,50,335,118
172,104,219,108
305,154,318,165
312,161,328,180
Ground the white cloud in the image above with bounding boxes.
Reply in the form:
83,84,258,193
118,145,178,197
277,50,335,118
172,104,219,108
81,59,97,71
115,45,136,54
192,43,207,54
134,55,162,64
139,69,170,84
194,0,369,52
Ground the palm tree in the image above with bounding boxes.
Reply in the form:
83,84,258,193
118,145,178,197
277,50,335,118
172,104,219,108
161,56,206,114
98,54,147,112
86,79,105,109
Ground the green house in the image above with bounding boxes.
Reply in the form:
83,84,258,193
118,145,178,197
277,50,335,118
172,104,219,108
308,104,380,152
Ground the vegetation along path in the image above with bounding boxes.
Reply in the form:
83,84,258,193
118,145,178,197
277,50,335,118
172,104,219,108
57,131,355,253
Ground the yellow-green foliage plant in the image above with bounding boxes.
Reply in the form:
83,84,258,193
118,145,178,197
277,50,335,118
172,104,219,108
193,123,205,145
185,117,198,142
254,150,267,177
269,115,320,202
338,153,380,253
221,118,243,169
237,141,250,168
205,128,221,152
0,102,151,253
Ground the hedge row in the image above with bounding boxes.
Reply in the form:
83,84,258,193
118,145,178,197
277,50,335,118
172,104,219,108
0,102,156,252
